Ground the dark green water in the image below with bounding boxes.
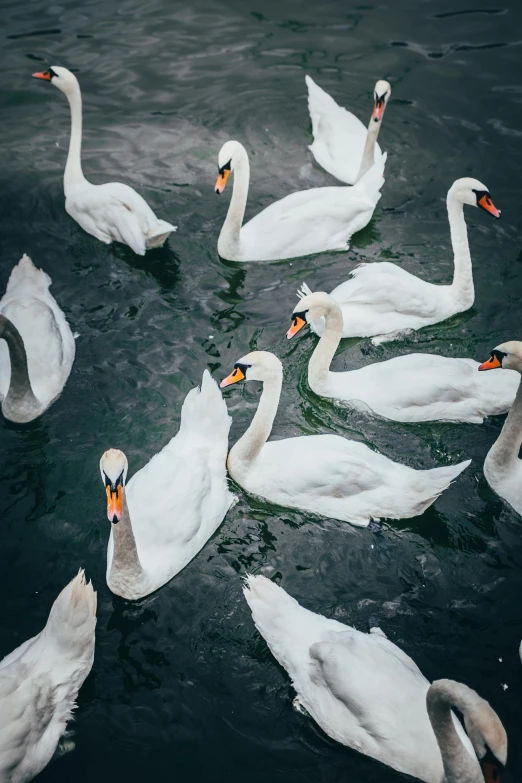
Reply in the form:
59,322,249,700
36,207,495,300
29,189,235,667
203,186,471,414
1,0,522,780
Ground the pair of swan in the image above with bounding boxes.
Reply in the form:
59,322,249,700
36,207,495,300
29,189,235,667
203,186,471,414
100,371,234,600
479,342,522,516
303,177,501,344
0,254,75,423
33,67,176,255
287,291,519,423
215,78,391,261
220,351,469,527
243,575,507,783
0,571,96,783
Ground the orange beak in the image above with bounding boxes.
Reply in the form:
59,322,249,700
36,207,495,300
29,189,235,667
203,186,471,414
106,483,123,523
481,760,501,783
215,168,231,194
478,194,501,219
220,365,245,388
32,71,52,81
479,354,502,371
287,315,307,339
372,98,385,122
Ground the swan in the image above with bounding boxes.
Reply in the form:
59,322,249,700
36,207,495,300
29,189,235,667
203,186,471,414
302,178,501,344
100,371,235,600
306,76,390,184
32,67,176,255
220,351,470,526
287,291,519,423
243,575,507,783
0,253,75,423
478,342,522,515
215,140,385,262
0,570,96,783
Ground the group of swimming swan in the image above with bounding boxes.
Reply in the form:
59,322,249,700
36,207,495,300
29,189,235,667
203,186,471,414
0,65,517,782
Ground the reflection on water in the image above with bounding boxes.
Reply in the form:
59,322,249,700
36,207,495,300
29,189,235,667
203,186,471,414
1,0,522,780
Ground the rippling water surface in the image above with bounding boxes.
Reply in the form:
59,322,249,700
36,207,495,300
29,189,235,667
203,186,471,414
1,0,522,780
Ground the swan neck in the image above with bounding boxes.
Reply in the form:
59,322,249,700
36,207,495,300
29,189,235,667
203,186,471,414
232,374,282,466
427,681,483,783
109,487,144,584
488,374,522,470
448,195,474,306
355,115,381,182
308,305,343,388
219,153,249,256
64,84,86,194
0,316,39,411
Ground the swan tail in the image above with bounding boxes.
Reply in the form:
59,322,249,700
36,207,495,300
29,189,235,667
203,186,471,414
411,459,471,515
42,570,97,662
178,369,232,444
297,282,314,300
145,219,177,249
354,153,387,199
6,254,52,294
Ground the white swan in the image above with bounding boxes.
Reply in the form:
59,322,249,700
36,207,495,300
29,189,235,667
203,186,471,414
0,254,75,423
303,178,501,344
478,342,522,515
287,291,519,423
220,351,470,526
244,575,507,783
215,140,385,262
32,67,176,255
100,371,235,600
0,571,96,783
306,76,390,184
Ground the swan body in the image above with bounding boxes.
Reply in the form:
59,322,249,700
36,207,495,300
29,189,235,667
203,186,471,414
306,76,390,184
479,342,522,515
215,140,385,262
244,575,507,783
287,292,519,423
220,351,470,527
0,254,75,423
303,178,501,344
0,571,96,783
33,67,176,255
101,371,235,600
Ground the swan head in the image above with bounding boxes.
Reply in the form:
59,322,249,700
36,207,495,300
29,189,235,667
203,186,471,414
32,65,79,95
220,350,282,387
215,140,246,194
448,178,501,219
287,291,335,338
100,449,128,524
479,341,522,374
461,695,507,782
372,80,391,122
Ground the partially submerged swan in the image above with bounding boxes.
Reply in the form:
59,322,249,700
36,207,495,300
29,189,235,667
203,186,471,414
0,254,75,423
302,178,501,344
287,291,519,423
32,67,176,255
220,350,470,526
100,371,234,600
244,575,507,783
479,342,522,515
215,140,385,261
0,571,96,783
306,76,390,184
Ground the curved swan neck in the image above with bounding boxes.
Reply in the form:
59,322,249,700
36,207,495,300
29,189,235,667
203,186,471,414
63,83,86,194
109,486,144,586
0,315,39,415
308,304,343,388
219,151,249,256
447,194,474,307
488,374,522,471
427,681,483,783
356,116,382,182
231,373,282,466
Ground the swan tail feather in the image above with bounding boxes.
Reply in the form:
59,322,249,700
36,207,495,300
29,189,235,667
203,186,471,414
297,282,313,300
43,570,97,660
411,459,471,516
145,219,177,249
178,370,232,443
6,254,52,293
243,575,304,649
